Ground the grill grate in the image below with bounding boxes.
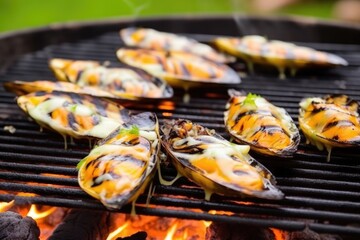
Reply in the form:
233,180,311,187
1,26,360,237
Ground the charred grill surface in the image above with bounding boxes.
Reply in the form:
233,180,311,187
0,17,360,237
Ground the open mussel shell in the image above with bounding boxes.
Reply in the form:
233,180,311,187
49,58,100,83
16,91,130,140
78,112,159,210
4,80,114,98
116,48,241,90
48,58,173,100
161,119,284,200
213,35,348,76
299,94,360,158
224,90,300,157
120,27,234,64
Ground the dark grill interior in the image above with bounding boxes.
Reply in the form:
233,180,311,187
0,17,360,237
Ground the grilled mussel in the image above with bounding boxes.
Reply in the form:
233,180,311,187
120,27,233,64
16,91,130,147
161,119,284,200
213,35,348,78
49,58,173,100
299,94,360,161
4,80,114,98
224,90,300,157
116,48,240,90
78,112,159,210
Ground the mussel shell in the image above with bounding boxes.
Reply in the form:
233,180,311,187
224,90,300,157
78,112,159,209
16,91,130,139
49,58,100,83
4,80,114,98
299,94,360,149
213,36,348,69
161,119,284,200
116,48,241,89
120,27,233,64
48,58,173,100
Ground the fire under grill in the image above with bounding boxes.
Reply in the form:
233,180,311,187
0,16,360,237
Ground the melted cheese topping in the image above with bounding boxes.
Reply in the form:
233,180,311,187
19,94,123,139
121,28,228,63
171,135,264,191
225,95,297,152
77,66,165,98
78,114,159,209
214,35,347,68
300,97,360,144
116,48,235,83
80,139,151,200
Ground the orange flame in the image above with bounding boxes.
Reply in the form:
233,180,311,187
27,205,57,220
164,221,178,240
162,112,173,117
159,101,175,117
202,210,216,227
106,214,207,240
271,228,287,240
106,221,130,240
158,101,175,111
0,200,15,212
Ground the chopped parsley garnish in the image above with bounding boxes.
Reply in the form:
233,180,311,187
69,104,77,113
242,93,260,108
119,125,140,136
76,157,87,170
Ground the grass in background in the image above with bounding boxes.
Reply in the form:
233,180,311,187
0,0,234,33
279,0,337,19
0,0,336,33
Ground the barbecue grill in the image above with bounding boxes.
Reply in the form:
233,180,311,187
1,15,360,238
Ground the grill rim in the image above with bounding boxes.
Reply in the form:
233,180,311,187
1,14,360,72
1,15,360,237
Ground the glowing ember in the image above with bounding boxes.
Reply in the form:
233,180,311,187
162,112,173,117
158,101,175,111
0,200,15,212
107,214,207,240
27,205,57,220
271,228,287,240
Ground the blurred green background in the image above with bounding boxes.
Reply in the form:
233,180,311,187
0,0,347,33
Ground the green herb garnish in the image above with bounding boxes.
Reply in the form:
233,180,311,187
76,157,87,170
69,104,77,113
119,125,140,136
242,93,259,108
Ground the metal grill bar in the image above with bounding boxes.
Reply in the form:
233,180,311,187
1,21,360,237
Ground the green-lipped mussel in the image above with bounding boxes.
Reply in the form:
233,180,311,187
48,58,173,100
116,48,241,91
224,90,300,157
15,91,130,147
213,35,348,79
78,112,159,210
299,94,360,161
120,27,233,64
161,119,284,200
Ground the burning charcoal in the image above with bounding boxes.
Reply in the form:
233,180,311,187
0,211,40,240
320,234,343,240
288,228,342,240
289,229,322,240
48,209,111,240
116,231,147,240
206,222,275,240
